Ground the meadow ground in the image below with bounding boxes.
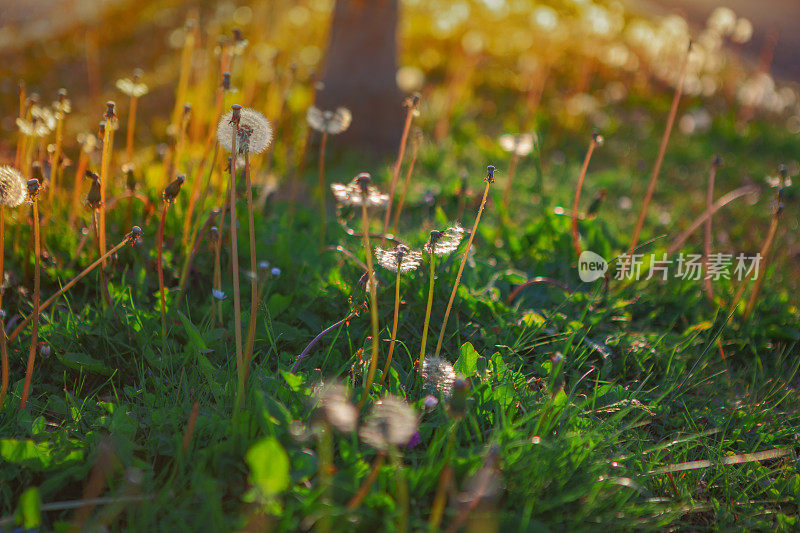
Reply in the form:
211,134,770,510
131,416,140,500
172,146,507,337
0,1,799,531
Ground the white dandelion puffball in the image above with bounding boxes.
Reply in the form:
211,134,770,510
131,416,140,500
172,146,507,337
217,107,273,155
0,166,28,208
359,395,418,451
307,105,352,134
375,244,423,273
499,133,535,156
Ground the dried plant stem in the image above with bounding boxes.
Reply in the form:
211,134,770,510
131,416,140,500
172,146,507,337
382,104,416,244
243,153,259,380
379,267,402,386
228,118,245,408
99,114,114,266
356,202,380,412
418,252,436,369
171,21,195,133
702,160,719,304
729,212,781,320
125,95,139,163
667,185,759,254
8,234,133,344
157,203,169,343
571,138,598,258
318,131,328,245
434,180,492,358
91,211,113,310
0,206,7,407
51,110,66,197
19,199,40,410
69,151,89,227
501,153,519,212
346,450,386,510
392,132,421,234
181,401,200,454
627,43,691,265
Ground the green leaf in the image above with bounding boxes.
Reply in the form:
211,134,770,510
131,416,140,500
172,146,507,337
178,311,210,352
267,294,292,318
246,437,290,498
1,439,52,469
454,342,479,376
15,486,42,529
57,352,113,375
281,370,303,392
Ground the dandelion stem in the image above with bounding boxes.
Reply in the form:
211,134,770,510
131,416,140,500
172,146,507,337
8,233,135,344
318,131,328,245
571,136,599,259
346,450,386,510
181,401,200,455
0,206,7,407
317,423,333,533
157,203,168,343
125,94,138,164
19,198,40,409
379,267,402,386
243,152,259,380
99,106,114,267
428,426,456,531
419,251,436,369
382,101,416,245
69,152,89,228
435,178,492,358
627,42,691,266
357,201,380,411
702,158,720,304
391,448,409,533
229,111,245,409
392,131,421,235
743,217,780,319
501,153,519,212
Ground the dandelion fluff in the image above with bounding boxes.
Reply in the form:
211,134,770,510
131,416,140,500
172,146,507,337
0,166,28,208
499,133,535,156
375,244,422,273
421,355,456,398
307,105,352,134
330,175,389,208
313,382,357,433
216,107,273,155
425,223,465,255
359,395,418,450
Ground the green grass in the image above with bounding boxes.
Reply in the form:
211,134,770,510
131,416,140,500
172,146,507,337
2,2,800,530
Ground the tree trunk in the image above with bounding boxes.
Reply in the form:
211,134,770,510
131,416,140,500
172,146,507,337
317,0,403,156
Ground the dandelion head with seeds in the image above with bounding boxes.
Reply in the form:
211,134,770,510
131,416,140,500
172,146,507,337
330,173,389,208
375,244,422,273
0,166,28,208
421,355,456,399
499,133,536,156
425,223,465,255
312,382,357,433
359,395,418,451
217,107,273,155
307,105,352,135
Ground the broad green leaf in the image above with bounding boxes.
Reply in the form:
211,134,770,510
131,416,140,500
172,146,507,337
57,352,112,375
454,342,479,376
178,311,210,352
15,486,41,529
246,437,290,497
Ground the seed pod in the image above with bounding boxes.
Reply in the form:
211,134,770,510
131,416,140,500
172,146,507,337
163,174,186,204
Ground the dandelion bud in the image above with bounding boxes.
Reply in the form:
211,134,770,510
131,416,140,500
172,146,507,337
210,226,219,241
87,177,102,210
449,377,469,418
126,226,142,244
123,165,136,191
592,131,605,146
232,27,243,42
486,165,495,183
97,121,106,138
163,175,186,203
355,173,371,193
221,72,231,90
712,154,723,168
183,103,192,116
105,101,116,120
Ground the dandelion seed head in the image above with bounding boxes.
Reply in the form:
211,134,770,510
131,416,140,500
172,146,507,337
425,223,464,255
359,395,418,451
313,382,357,433
16,116,51,138
0,166,27,208
116,77,150,98
217,107,273,155
330,173,389,207
421,355,456,399
375,244,422,273
498,133,535,156
307,105,352,134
